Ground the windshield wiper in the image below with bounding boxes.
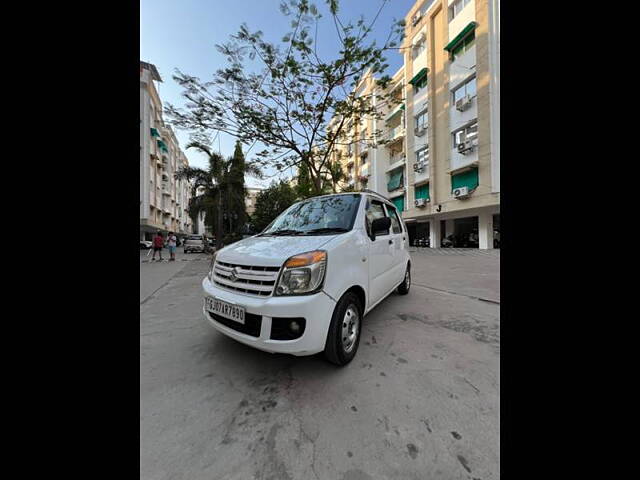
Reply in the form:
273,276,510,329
264,229,306,236
303,227,350,235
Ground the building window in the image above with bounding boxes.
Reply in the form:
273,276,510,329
416,146,429,164
449,0,472,22
452,121,478,148
415,110,428,130
413,75,428,93
412,41,426,60
387,168,404,192
451,31,475,61
452,76,477,104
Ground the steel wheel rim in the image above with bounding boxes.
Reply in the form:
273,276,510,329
405,269,411,289
341,304,360,353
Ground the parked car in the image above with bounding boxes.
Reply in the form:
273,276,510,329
140,240,152,250
201,192,411,366
184,234,206,254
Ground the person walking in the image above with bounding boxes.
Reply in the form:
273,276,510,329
152,231,164,261
167,231,177,261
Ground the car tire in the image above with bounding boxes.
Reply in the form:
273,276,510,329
324,291,362,366
397,263,411,295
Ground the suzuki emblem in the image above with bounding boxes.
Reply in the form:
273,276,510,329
229,267,240,282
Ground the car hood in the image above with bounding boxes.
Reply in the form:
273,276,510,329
216,235,336,267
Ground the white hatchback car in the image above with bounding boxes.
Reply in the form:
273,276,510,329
201,191,411,365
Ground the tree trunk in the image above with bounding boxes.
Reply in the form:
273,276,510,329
311,170,322,195
216,190,224,251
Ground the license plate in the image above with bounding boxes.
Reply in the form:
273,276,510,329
205,297,245,324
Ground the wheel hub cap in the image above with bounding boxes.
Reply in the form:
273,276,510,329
341,305,359,353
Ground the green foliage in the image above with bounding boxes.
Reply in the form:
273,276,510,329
175,140,262,249
251,180,298,232
166,0,404,198
295,161,315,200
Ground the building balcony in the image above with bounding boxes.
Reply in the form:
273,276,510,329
385,126,405,145
359,141,369,157
386,154,406,172
385,103,405,122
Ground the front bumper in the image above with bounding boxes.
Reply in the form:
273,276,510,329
201,276,336,356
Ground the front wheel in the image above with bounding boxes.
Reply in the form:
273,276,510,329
397,264,411,295
324,292,362,366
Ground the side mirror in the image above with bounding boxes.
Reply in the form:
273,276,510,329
371,217,391,240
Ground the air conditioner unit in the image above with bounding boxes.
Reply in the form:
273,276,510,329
412,12,422,26
414,126,426,137
455,95,473,112
453,186,470,199
415,198,428,207
458,140,476,154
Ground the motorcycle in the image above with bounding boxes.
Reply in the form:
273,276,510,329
416,237,430,248
441,235,455,248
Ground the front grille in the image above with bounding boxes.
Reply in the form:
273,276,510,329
213,261,281,297
208,311,262,337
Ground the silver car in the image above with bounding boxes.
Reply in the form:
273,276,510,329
184,235,206,254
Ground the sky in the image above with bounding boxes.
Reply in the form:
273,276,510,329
140,0,416,188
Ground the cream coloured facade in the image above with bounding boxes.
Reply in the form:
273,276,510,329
330,0,500,249
140,61,192,240
245,187,262,216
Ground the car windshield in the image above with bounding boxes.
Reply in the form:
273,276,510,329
262,195,361,235
187,236,202,241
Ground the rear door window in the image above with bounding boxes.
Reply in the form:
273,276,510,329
386,205,403,234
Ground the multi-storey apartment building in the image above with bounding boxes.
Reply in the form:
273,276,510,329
140,61,192,240
330,0,499,249
245,187,262,216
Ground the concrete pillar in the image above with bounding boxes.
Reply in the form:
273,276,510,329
445,219,454,237
430,219,441,248
479,210,494,249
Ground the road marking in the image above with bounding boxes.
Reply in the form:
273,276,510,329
412,282,500,305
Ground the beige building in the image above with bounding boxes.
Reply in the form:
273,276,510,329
140,61,192,240
329,0,500,249
245,187,262,216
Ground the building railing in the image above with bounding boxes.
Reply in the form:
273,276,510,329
389,153,406,165
385,126,405,142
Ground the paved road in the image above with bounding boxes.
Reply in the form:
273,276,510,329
140,249,210,303
140,250,500,480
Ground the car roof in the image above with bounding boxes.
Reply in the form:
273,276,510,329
298,191,391,203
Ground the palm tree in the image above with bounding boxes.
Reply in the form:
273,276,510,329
175,140,262,250
323,159,348,193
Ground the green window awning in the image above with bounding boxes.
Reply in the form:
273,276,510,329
444,22,477,52
409,68,428,86
451,167,479,192
415,183,430,200
387,169,404,191
391,195,405,212
157,140,168,151
150,128,160,138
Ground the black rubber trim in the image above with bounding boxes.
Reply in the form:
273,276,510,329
270,317,306,340
208,311,262,337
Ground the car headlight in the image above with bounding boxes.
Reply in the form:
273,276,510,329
275,250,327,296
207,251,217,281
